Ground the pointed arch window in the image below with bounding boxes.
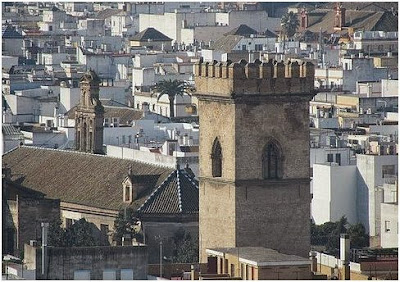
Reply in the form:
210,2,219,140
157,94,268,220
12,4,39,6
262,141,282,179
211,138,222,177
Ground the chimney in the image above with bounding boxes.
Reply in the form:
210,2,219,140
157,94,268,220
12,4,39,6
340,233,350,280
3,165,11,180
310,251,318,272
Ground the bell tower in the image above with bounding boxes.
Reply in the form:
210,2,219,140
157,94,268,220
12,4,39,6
195,59,316,262
75,70,104,154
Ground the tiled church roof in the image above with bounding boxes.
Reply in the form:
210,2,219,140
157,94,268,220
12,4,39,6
130,27,172,42
138,168,199,215
2,146,173,211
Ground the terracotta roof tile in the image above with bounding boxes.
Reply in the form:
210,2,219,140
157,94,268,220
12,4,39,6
137,169,198,215
2,146,173,211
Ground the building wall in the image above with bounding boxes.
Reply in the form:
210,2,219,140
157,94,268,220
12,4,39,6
199,101,236,262
197,60,314,262
381,79,398,97
139,13,179,43
312,164,357,225
356,154,398,236
234,101,311,257
380,203,398,248
3,38,24,57
2,56,19,70
257,264,312,280
310,147,351,168
31,245,147,280
17,197,60,256
142,221,198,263
216,10,280,33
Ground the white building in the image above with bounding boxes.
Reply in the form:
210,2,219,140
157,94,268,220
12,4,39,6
312,163,358,224
310,147,351,169
111,13,137,37
351,31,398,55
379,180,398,248
139,10,280,44
315,56,392,93
356,154,398,245
77,19,106,36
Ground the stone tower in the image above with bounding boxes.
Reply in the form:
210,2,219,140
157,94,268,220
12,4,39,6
195,59,316,262
75,70,104,154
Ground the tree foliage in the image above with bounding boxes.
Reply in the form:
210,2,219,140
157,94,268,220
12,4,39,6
65,219,98,247
112,207,143,245
151,79,194,117
281,12,300,38
48,218,66,247
48,218,98,247
172,228,198,263
311,216,369,255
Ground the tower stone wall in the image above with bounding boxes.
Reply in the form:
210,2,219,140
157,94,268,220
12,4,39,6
196,59,316,262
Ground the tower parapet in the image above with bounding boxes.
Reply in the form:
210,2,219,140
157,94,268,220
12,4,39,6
194,59,315,98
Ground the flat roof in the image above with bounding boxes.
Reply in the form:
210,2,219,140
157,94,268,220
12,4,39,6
206,247,311,267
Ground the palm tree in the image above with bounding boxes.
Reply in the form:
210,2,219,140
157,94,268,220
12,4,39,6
151,79,194,117
280,11,300,51
281,11,300,38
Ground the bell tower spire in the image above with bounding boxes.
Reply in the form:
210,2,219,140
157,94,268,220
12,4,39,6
75,70,104,154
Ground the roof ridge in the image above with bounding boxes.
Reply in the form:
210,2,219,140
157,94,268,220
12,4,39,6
181,169,199,189
14,145,173,170
2,145,22,157
176,170,183,212
137,169,176,212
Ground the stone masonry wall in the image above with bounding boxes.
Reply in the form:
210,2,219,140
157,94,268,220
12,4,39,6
198,100,237,262
196,59,315,261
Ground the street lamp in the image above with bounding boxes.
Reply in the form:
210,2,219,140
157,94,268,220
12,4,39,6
155,235,163,278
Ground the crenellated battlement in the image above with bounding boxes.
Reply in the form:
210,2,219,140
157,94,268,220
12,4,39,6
194,59,315,98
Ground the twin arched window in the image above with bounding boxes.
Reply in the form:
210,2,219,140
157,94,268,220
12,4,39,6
211,138,222,177
211,137,282,179
262,141,282,179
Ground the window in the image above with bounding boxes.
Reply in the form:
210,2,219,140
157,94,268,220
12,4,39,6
385,221,391,232
103,269,116,280
74,270,90,280
152,104,155,111
124,184,131,202
262,141,282,179
211,138,222,177
327,153,333,163
121,269,134,280
255,44,263,51
100,224,108,235
382,165,395,178
335,153,341,165
66,218,73,228
242,44,247,51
